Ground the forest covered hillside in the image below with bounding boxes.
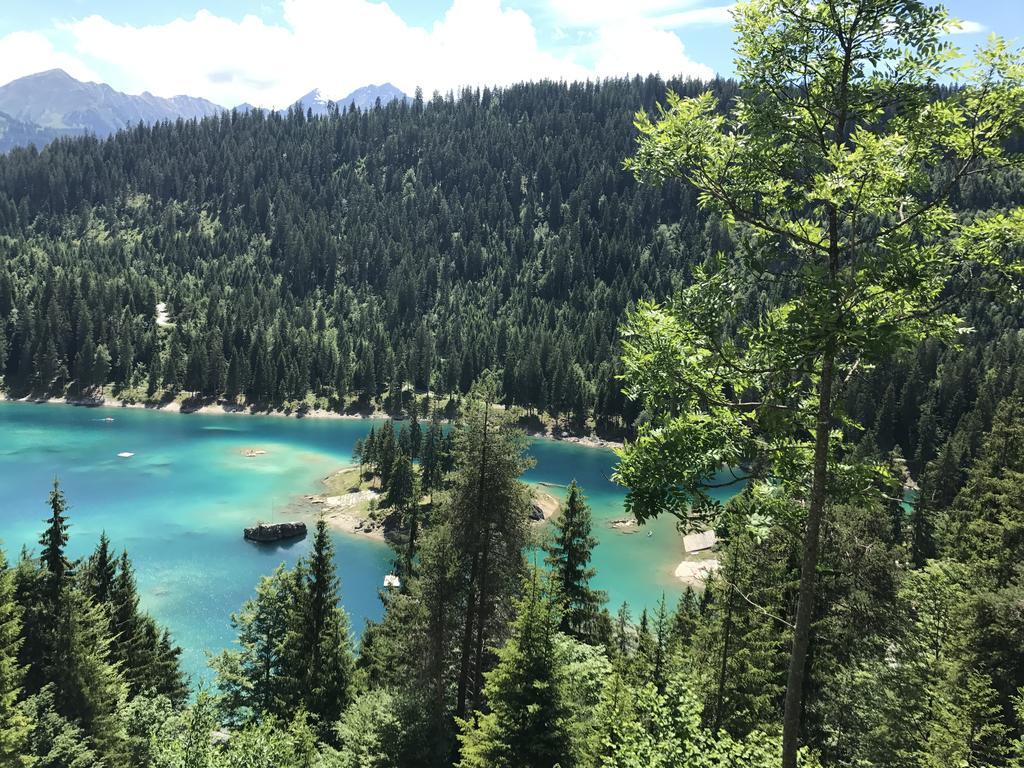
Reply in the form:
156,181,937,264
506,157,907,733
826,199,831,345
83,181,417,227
1,73,1022,452
0,75,738,433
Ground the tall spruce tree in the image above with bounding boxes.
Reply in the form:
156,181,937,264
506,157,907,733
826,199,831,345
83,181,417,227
544,481,605,644
83,532,116,607
413,508,466,763
457,573,573,768
937,399,1024,730
377,423,397,491
421,417,447,499
448,372,534,719
0,548,32,767
39,479,72,605
385,453,420,578
285,517,354,736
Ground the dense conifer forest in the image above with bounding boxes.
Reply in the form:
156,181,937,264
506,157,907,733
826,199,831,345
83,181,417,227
0,74,743,431
2,0,1024,766
0,71,1020,444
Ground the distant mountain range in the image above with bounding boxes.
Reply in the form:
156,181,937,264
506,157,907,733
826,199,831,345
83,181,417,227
0,70,409,153
0,69,222,141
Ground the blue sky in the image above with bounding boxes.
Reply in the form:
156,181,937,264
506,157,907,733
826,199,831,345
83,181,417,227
0,0,1014,108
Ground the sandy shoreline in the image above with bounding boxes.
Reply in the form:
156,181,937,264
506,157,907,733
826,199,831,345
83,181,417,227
2,394,369,421
302,488,387,542
1,394,621,449
674,558,719,587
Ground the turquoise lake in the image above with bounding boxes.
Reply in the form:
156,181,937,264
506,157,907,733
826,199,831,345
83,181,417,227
0,401,694,684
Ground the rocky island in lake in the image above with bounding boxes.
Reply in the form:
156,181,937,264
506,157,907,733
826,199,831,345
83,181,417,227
243,521,307,542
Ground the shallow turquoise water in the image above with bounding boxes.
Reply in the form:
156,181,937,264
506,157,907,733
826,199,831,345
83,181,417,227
0,402,699,684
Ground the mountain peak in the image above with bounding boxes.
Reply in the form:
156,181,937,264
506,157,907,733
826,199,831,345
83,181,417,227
300,87,331,104
0,69,223,146
28,68,75,80
292,83,409,115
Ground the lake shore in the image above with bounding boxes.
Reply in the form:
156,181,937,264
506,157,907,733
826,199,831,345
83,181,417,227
1,395,686,686
674,558,719,587
8,393,693,587
1,393,623,450
304,489,387,542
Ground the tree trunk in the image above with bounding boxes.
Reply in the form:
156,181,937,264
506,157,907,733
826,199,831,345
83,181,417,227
456,401,490,719
455,551,478,720
471,529,491,712
781,349,834,768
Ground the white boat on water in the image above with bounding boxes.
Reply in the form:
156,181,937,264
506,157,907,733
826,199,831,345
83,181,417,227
117,452,134,458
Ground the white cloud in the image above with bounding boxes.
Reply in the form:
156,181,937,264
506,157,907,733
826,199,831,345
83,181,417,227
949,19,986,35
536,0,721,81
57,0,715,108
67,11,296,105
593,20,714,80
0,31,99,87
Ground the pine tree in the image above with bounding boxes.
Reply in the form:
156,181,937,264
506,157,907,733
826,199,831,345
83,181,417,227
212,564,293,724
634,609,656,686
83,531,116,606
942,399,1024,588
385,453,420,577
397,424,412,457
669,588,701,652
377,422,397,490
284,517,354,737
108,550,185,701
612,602,633,661
421,418,446,497
449,372,533,719
18,489,129,763
413,510,465,763
352,437,366,479
0,548,32,766
92,344,111,392
49,587,126,760
410,407,423,460
912,441,962,567
39,478,72,604
362,426,378,479
384,453,416,513
544,480,605,643
457,573,572,768
651,595,669,694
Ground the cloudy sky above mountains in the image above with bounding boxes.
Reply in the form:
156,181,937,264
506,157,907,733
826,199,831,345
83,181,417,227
0,0,1009,108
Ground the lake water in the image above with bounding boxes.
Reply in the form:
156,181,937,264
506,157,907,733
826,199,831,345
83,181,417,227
0,401,697,684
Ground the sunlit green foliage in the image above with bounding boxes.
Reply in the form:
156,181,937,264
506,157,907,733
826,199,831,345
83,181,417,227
619,1,1024,763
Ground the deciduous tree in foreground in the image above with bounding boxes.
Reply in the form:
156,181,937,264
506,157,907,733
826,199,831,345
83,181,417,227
618,1,1024,765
